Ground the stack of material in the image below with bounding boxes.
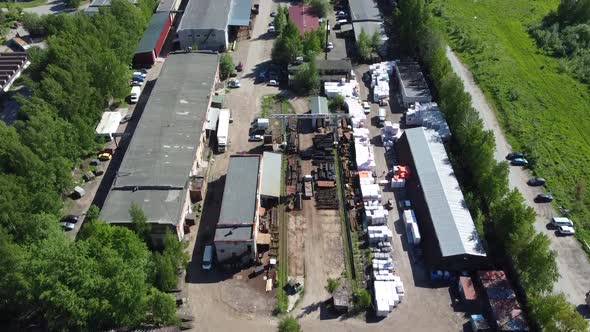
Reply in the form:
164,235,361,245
358,171,374,185
391,165,409,189
368,225,392,243
381,121,402,151
365,207,388,225
372,257,394,271
374,280,400,317
311,132,335,165
345,98,367,128
286,158,301,195
369,61,395,103
354,128,376,172
406,102,451,140
403,209,421,245
360,183,381,203
325,79,359,99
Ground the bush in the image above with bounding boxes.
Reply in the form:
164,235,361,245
219,54,235,80
306,0,330,18
278,316,300,332
292,58,320,95
352,289,371,311
329,94,345,112
325,278,340,294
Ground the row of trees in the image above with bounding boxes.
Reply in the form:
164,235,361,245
0,1,187,329
356,29,382,62
271,6,323,94
394,0,588,330
530,0,590,82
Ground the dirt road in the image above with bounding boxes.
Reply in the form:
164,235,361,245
446,47,590,307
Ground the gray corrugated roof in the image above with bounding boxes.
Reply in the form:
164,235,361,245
396,62,432,100
99,188,186,225
156,0,178,12
135,12,169,54
352,21,386,41
228,0,252,26
260,152,282,198
218,155,260,226
178,0,231,31
405,128,486,257
114,53,218,189
214,225,253,242
348,0,381,22
310,96,328,115
316,59,353,73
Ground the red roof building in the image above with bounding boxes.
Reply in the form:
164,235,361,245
288,5,319,36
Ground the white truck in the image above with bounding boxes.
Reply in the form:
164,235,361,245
378,108,386,127
217,109,230,152
303,175,313,199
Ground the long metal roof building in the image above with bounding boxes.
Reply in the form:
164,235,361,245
178,0,232,31
217,155,261,226
404,128,486,258
348,0,382,22
115,53,219,189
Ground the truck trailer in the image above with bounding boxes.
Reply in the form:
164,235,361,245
217,109,230,152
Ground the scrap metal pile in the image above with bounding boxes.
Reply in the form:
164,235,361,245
311,132,338,209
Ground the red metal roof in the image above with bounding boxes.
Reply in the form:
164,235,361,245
288,5,319,36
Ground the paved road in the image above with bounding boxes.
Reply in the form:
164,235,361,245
446,47,590,308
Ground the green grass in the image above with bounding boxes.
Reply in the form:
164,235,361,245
3,0,50,8
260,94,294,118
432,0,590,248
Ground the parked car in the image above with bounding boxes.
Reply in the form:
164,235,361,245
293,56,304,65
60,222,75,231
535,193,554,203
268,79,278,87
527,177,546,186
268,21,274,27
558,225,576,236
551,216,574,227
505,152,524,160
362,102,370,114
235,62,243,72
132,71,147,78
268,26,275,33
131,80,142,86
61,215,80,224
249,134,264,142
510,158,528,166
120,114,132,124
326,41,334,51
336,11,347,17
132,74,145,82
229,79,241,88
270,11,276,17
98,152,112,161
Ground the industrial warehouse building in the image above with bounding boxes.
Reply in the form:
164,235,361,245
99,53,219,246
396,128,487,270
176,0,252,51
348,0,387,52
133,12,171,67
214,154,261,266
395,62,432,107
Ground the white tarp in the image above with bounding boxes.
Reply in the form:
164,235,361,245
95,112,122,137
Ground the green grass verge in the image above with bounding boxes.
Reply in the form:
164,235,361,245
431,0,590,249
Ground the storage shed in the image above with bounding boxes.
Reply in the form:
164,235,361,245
133,12,171,67
396,128,487,270
310,96,329,129
260,152,282,202
395,62,432,107
95,111,122,140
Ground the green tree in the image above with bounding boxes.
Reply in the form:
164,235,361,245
357,28,372,61
86,204,101,222
21,13,47,36
353,289,372,311
306,0,330,17
219,53,235,80
530,293,589,332
325,278,340,294
272,34,303,65
130,202,151,243
329,94,346,112
303,30,322,56
278,316,301,332
274,5,288,35
64,0,82,8
148,289,178,325
292,58,320,95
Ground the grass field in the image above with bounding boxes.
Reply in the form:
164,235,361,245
432,0,590,246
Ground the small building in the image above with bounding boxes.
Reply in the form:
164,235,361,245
214,154,261,266
396,128,487,270
85,0,138,14
177,0,252,51
310,96,329,129
288,5,319,36
133,12,171,67
95,111,122,140
289,59,353,85
260,152,282,204
476,271,529,331
395,62,432,107
0,52,29,92
10,37,29,52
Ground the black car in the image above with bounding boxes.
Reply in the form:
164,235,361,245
506,152,524,160
535,194,554,203
120,114,132,124
527,177,546,186
61,215,80,224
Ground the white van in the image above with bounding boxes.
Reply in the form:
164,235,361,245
202,245,213,270
551,217,573,227
129,86,141,104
